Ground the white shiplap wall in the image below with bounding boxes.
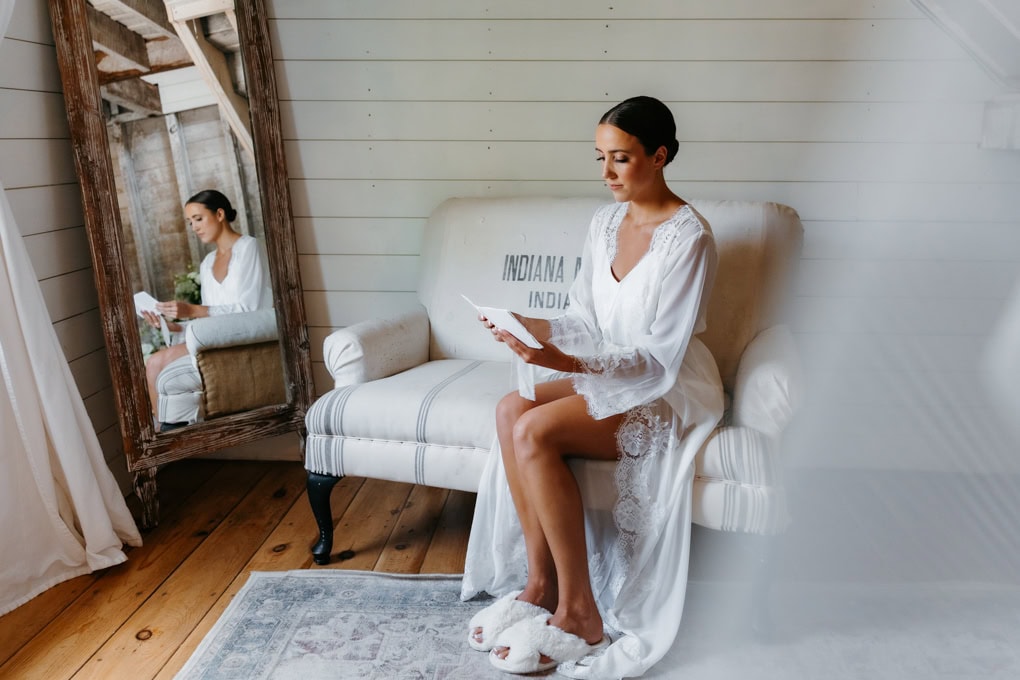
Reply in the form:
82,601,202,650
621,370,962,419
0,0,126,487
268,0,1020,473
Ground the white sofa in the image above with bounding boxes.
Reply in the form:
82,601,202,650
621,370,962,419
304,197,803,578
156,308,284,426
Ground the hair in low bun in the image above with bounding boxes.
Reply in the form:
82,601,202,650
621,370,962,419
186,189,237,222
599,96,679,166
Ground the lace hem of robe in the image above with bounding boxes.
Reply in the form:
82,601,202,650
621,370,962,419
588,400,674,609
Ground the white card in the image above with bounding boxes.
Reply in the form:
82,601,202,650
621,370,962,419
134,291,171,346
462,294,542,349
133,291,159,317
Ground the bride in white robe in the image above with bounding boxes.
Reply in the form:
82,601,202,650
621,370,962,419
462,97,724,679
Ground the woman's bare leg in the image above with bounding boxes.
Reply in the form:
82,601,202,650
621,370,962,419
471,379,577,645
494,389,625,658
145,343,188,419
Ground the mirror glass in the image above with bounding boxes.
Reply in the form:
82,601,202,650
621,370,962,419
94,7,279,428
50,0,312,528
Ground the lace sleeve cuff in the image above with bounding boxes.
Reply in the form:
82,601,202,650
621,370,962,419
548,315,596,353
571,350,644,420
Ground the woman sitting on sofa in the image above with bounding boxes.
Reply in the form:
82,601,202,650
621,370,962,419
463,96,725,678
141,189,272,421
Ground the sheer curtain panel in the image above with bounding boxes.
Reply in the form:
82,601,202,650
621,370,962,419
1,0,141,616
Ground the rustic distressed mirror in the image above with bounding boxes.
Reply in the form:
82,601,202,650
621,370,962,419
48,0,313,527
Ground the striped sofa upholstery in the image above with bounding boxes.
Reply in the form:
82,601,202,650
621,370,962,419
155,308,281,426
304,197,803,562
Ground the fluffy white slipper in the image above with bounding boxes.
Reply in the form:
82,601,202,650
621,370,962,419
488,613,610,675
467,590,550,652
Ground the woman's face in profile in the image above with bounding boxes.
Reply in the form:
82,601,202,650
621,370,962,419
185,203,223,244
595,124,662,203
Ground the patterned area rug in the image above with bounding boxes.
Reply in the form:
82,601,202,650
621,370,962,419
175,571,1020,680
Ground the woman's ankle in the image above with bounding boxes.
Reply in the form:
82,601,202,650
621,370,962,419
519,582,557,611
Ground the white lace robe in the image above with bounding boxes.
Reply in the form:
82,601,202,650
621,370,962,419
461,203,725,679
199,234,273,315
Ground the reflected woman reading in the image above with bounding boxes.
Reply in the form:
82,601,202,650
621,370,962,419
141,189,272,423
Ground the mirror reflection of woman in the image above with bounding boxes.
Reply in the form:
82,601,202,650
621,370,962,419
141,189,272,421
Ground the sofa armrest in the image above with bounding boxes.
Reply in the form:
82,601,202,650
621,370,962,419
185,308,279,356
324,305,430,386
731,324,803,439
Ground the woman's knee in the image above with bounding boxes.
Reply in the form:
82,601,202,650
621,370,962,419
145,352,163,381
496,391,531,434
511,410,560,465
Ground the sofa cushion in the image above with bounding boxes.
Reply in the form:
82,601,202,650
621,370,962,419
156,354,201,423
732,325,802,438
305,359,508,450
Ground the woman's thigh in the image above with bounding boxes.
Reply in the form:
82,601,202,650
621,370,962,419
147,343,188,374
517,382,625,462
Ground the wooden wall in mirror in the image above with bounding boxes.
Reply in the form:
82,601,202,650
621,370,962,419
48,0,313,528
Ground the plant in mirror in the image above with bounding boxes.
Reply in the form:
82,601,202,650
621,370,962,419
49,0,313,528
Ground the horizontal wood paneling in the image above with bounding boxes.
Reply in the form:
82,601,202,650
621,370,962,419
794,259,1019,301
83,386,119,436
0,89,68,139
281,101,986,144
271,19,965,62
4,0,54,44
52,308,106,365
0,139,77,189
303,290,420,327
284,140,1020,183
267,0,924,20
38,268,99,324
294,217,425,255
802,221,1020,261
0,38,62,92
291,178,1020,224
788,295,1006,335
796,332,989,373
69,348,113,401
22,225,92,280
5,183,83,236
298,254,418,291
275,60,1000,103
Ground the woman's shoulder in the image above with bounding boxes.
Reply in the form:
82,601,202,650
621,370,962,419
233,233,257,251
588,201,626,234
653,204,714,256
592,201,626,220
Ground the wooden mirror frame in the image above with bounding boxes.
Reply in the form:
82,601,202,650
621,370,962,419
48,0,313,527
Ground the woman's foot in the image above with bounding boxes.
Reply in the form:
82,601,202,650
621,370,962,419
468,590,554,651
470,583,557,649
491,609,603,663
489,612,609,673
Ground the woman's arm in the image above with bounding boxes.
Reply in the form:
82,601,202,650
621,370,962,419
510,220,717,419
153,299,207,321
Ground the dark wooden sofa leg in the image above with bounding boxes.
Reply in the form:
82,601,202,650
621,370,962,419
307,472,342,565
750,533,777,640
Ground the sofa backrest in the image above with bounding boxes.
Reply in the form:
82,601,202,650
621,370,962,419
418,196,802,392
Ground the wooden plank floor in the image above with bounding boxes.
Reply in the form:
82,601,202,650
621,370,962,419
0,459,475,680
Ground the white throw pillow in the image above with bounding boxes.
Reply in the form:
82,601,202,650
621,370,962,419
731,325,803,439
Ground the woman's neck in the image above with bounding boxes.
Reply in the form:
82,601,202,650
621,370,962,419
627,185,685,225
214,228,241,254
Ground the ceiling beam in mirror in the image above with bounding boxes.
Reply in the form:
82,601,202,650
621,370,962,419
165,0,254,158
48,0,313,529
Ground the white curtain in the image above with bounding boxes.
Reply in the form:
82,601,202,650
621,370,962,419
1,0,142,617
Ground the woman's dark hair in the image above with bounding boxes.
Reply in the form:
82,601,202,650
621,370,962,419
186,189,238,222
599,96,679,165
